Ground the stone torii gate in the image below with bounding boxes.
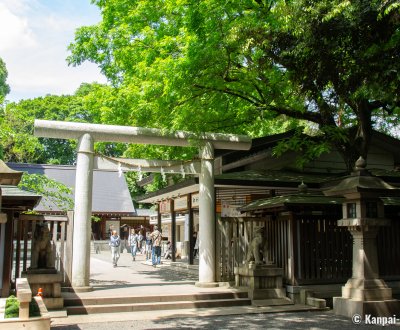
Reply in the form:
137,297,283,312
34,120,251,291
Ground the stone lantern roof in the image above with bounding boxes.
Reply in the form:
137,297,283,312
324,157,399,197
0,159,23,186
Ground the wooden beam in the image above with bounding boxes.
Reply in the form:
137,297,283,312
19,214,68,222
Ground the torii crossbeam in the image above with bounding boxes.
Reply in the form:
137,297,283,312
34,119,251,290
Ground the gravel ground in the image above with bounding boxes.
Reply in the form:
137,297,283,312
51,311,400,330
52,253,399,329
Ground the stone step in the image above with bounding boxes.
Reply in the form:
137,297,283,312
64,291,248,307
65,297,251,315
252,297,294,307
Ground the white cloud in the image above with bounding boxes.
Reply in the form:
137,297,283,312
0,0,107,102
0,3,37,51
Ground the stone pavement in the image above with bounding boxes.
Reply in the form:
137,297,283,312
62,250,232,298
51,311,399,329
50,251,397,329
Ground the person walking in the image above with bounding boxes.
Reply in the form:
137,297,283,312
137,231,144,254
150,225,162,267
109,230,121,267
145,231,152,261
128,229,138,261
193,232,199,259
164,241,172,260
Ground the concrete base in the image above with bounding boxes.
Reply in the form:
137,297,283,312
71,286,94,293
25,268,58,274
248,288,286,300
22,271,64,310
195,282,219,288
341,278,393,301
252,298,293,307
306,297,327,309
42,297,64,310
333,297,400,318
234,264,288,302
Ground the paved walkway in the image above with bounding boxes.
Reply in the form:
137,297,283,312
51,251,386,329
51,311,399,329
62,250,236,299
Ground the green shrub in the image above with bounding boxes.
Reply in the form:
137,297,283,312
4,295,19,318
4,295,41,318
29,299,41,317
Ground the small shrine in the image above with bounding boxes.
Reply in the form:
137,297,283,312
22,220,64,310
0,160,42,297
324,157,400,317
234,226,291,306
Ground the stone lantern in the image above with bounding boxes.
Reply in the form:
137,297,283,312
324,157,400,318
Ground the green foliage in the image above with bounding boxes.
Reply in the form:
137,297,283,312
68,0,400,169
18,173,74,211
4,295,41,319
0,84,104,164
4,295,19,319
29,299,40,317
91,215,101,222
0,58,10,105
68,0,295,136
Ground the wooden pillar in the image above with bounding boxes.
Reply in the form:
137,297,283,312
22,220,29,272
64,211,74,287
15,216,22,279
60,221,66,278
51,222,57,270
1,212,14,296
171,200,176,262
188,194,194,265
157,207,162,231
288,213,296,286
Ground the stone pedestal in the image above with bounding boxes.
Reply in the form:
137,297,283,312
323,157,400,318
22,269,64,310
234,263,287,302
332,222,400,317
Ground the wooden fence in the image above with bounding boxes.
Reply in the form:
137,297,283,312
217,214,353,285
377,217,400,279
13,213,72,287
217,216,294,282
295,216,352,284
217,213,400,285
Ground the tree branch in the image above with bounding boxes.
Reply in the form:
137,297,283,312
193,84,264,106
267,105,322,123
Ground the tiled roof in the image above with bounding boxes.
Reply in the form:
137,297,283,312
240,193,344,212
8,163,135,214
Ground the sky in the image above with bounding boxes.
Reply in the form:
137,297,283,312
0,0,107,103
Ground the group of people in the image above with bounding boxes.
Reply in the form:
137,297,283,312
108,225,163,268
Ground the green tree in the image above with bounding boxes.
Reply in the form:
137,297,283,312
0,84,104,164
0,58,10,105
68,0,400,170
18,173,74,211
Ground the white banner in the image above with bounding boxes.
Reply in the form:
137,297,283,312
221,201,242,217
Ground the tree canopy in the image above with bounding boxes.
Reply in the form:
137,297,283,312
0,83,105,164
0,58,10,105
68,0,400,169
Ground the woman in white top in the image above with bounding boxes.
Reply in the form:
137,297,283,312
128,229,138,261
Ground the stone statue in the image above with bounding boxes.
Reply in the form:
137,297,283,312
246,227,267,265
30,223,54,269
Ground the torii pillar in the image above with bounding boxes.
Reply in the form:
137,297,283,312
34,120,251,291
198,142,215,286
